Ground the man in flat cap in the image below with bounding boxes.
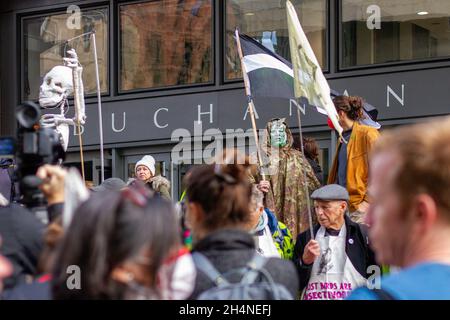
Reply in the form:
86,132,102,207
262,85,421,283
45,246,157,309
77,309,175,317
292,184,377,300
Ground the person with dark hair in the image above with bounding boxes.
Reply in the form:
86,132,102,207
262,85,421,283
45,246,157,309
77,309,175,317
51,184,195,300
328,96,380,224
185,149,298,299
2,216,63,300
91,177,126,192
0,203,45,291
295,137,324,185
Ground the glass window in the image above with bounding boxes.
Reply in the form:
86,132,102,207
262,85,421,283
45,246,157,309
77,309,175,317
119,0,213,91
23,7,108,101
341,0,450,67
225,0,327,80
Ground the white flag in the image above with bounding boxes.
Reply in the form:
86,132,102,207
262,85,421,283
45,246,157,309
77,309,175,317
286,0,343,137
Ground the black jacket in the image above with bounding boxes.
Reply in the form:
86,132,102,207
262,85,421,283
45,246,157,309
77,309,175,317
2,275,51,300
0,204,45,289
306,157,324,185
292,215,377,292
189,229,299,299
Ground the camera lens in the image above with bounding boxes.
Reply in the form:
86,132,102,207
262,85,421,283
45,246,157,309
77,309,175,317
16,101,41,129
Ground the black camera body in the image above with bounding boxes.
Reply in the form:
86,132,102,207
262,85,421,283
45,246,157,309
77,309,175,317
11,101,65,216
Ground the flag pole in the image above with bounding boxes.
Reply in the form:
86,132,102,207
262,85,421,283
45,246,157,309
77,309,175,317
295,103,314,239
91,31,105,183
234,29,267,181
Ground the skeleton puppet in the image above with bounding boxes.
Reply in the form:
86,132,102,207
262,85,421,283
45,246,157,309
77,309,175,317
39,49,86,151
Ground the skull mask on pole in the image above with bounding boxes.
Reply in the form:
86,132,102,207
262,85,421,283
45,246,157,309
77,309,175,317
39,65,73,108
38,49,86,151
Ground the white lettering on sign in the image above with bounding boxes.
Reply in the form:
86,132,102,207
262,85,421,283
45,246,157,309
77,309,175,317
289,99,306,116
73,124,84,136
243,103,259,121
197,104,213,124
387,84,405,107
154,108,169,129
112,112,126,133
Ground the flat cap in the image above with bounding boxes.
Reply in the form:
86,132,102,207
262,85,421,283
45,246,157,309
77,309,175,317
310,184,349,201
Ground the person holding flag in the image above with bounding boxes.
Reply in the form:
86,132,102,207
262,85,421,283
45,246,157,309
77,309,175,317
249,118,320,239
234,31,320,239
285,1,379,223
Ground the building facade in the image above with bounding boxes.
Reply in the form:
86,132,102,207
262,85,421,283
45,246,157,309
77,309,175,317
1,0,450,199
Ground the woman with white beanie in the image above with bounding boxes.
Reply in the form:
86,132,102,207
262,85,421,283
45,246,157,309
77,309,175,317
129,155,171,200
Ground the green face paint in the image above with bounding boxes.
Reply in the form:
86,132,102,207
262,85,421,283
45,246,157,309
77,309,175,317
270,120,287,147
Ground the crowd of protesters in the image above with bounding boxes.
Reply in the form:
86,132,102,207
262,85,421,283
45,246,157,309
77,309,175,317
0,95,450,300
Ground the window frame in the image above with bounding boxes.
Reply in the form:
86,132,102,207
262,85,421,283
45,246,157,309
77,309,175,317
116,0,215,95
19,3,111,103
338,0,450,71
222,0,330,84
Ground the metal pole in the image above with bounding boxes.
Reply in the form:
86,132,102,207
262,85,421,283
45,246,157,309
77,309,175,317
234,29,266,180
91,31,105,183
70,54,85,182
296,105,314,239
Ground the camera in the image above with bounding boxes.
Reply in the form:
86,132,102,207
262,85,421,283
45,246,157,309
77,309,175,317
1,101,65,221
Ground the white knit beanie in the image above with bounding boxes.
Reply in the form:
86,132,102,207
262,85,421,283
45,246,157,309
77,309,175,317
135,155,156,176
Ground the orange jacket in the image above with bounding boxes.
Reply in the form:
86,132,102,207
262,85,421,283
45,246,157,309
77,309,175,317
328,122,380,212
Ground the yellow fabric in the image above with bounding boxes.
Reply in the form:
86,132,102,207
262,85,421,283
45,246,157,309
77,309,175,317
328,122,380,212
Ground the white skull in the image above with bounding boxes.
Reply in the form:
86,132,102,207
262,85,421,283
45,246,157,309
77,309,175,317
39,66,73,108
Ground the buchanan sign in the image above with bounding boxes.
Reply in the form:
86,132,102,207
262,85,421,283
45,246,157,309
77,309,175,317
65,66,450,147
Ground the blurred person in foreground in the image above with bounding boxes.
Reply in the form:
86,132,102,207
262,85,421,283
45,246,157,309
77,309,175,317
0,194,45,290
52,183,195,299
185,149,298,299
91,177,126,192
348,117,450,300
0,237,13,294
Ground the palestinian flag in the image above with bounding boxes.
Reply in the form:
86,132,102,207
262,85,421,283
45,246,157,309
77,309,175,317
238,33,295,99
238,31,381,129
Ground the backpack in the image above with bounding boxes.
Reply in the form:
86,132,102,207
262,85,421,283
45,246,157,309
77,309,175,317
191,252,294,300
